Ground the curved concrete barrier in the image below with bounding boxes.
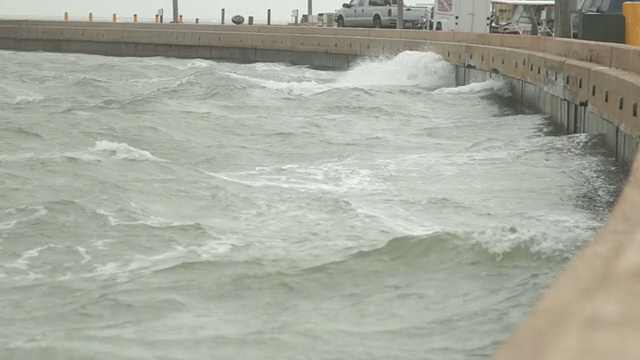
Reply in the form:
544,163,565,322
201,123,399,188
1,20,639,358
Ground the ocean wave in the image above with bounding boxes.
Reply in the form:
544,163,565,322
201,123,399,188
223,51,455,96
433,80,510,96
12,95,45,105
224,72,339,96
311,228,581,273
176,59,214,70
0,141,166,163
89,140,166,162
201,160,386,194
339,51,455,89
0,206,49,230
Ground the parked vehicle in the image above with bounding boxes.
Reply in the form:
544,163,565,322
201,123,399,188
432,0,492,32
335,0,431,29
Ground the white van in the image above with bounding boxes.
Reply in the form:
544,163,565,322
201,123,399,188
335,0,430,28
432,0,492,32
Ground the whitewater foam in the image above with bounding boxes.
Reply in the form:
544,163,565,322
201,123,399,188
202,160,387,194
12,95,45,105
339,51,455,88
5,244,61,270
90,140,166,162
0,206,49,229
223,51,455,96
434,79,510,96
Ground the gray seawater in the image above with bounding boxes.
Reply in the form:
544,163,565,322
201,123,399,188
0,50,624,359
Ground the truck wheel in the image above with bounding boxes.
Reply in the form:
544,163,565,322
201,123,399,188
373,16,382,28
337,17,345,27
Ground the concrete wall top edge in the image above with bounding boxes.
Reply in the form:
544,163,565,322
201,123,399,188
3,20,640,74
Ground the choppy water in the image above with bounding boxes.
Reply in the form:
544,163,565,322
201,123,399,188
0,50,624,359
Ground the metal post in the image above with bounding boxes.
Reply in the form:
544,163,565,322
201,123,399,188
172,0,179,23
397,0,404,29
267,9,272,25
308,0,313,16
248,16,254,25
555,0,571,38
221,8,226,25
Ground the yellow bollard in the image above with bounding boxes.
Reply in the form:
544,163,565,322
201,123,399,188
155,14,159,23
624,2,640,46
89,13,93,22
112,13,117,23
134,14,138,23
64,12,69,21
179,15,183,23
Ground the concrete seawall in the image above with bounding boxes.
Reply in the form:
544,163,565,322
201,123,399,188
2,20,640,359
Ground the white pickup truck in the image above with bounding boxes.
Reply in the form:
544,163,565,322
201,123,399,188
335,0,431,29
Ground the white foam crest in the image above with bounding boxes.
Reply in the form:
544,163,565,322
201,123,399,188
4,244,61,270
354,204,443,235
250,62,290,72
248,62,335,81
434,79,510,96
90,238,116,250
223,51,454,95
0,221,17,230
89,140,165,162
202,160,386,194
12,95,45,105
177,59,213,69
84,240,234,282
470,214,601,259
76,247,92,264
338,51,455,88
87,248,189,282
95,208,207,230
0,206,48,230
225,72,338,96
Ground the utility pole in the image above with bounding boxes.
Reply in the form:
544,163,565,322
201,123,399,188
555,0,571,38
308,0,313,16
172,0,179,23
397,0,404,29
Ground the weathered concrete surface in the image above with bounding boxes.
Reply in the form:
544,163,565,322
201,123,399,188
2,20,640,359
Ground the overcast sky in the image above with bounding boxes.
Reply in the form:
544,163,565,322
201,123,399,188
0,0,347,23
